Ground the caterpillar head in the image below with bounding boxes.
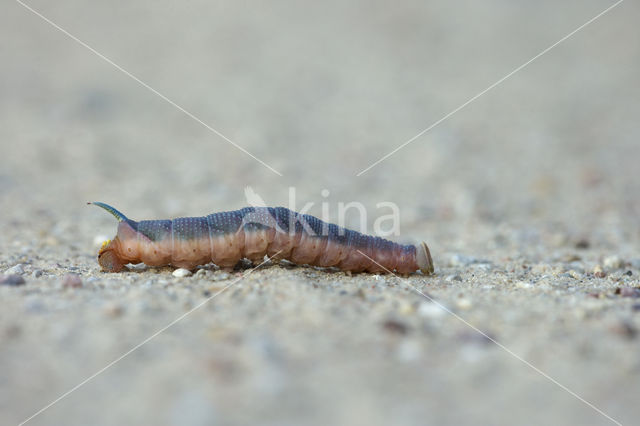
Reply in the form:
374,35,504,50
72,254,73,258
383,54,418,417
97,239,125,272
90,202,130,272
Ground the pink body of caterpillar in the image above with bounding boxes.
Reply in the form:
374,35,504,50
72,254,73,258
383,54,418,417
90,202,434,275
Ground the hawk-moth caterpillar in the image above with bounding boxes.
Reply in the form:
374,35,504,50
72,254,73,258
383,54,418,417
89,202,434,275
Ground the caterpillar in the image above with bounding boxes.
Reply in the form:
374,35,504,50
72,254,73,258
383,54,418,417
89,202,434,275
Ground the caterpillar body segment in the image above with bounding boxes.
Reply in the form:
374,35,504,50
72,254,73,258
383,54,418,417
89,203,434,275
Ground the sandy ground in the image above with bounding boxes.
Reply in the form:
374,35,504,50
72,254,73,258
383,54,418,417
1,1,639,425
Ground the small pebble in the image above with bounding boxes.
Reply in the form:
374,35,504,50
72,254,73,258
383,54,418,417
213,272,230,281
172,268,193,278
398,302,414,315
5,264,25,275
592,265,606,278
474,263,493,271
456,298,472,310
62,273,83,288
515,281,533,289
614,286,640,298
195,269,209,278
445,274,463,283
32,269,43,278
625,270,633,276
575,239,590,249
567,270,582,280
418,302,447,319
564,254,582,263
0,274,26,286
603,255,624,270
382,319,409,335
103,302,124,317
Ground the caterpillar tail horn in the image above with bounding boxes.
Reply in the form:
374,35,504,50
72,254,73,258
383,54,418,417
88,202,129,222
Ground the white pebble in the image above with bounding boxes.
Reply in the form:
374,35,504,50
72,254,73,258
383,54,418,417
5,264,25,275
194,269,209,278
592,265,605,278
172,268,193,278
418,302,447,319
445,274,463,283
567,270,582,279
213,272,230,281
603,255,624,270
515,280,533,289
456,298,472,310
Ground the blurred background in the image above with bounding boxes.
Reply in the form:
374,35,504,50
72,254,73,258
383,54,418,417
2,0,638,248
1,1,639,425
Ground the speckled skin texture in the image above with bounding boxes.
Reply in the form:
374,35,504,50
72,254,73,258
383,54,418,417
97,206,433,274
